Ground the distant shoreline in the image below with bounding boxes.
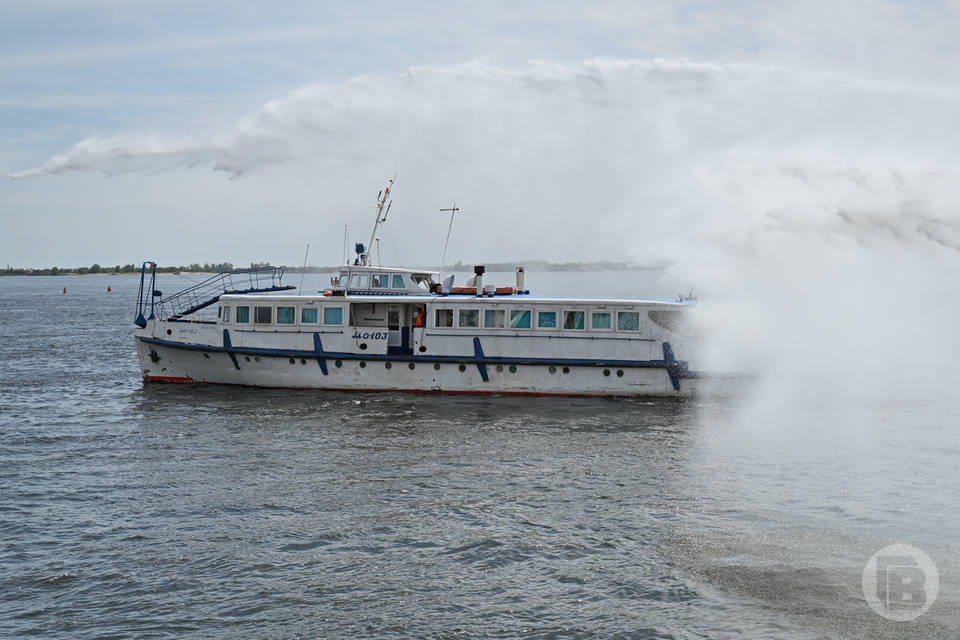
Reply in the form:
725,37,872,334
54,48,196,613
2,260,667,277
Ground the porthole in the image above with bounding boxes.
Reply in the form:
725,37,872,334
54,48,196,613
385,362,392,369
509,365,517,373
419,346,427,353
254,356,260,362
433,363,441,370
289,358,296,365
301,359,307,365
617,369,624,377
244,356,251,362
166,329,172,335
408,363,415,370
458,364,466,372
496,364,504,372
335,359,343,368
603,369,611,376
549,365,556,374
359,343,368,350
562,366,570,374
359,361,366,368
203,353,210,359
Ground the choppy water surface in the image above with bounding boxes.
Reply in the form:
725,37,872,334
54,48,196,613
2,273,958,639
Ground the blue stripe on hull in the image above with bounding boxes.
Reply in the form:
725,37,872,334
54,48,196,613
139,335,689,374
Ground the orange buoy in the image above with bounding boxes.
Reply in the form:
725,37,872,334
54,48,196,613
62,287,67,294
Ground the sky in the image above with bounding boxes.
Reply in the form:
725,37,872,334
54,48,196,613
4,0,960,270
5,1,960,396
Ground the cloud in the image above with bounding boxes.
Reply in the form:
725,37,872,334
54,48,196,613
12,57,960,399
15,58,960,261
17,58,951,177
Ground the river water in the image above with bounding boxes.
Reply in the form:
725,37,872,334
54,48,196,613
1,271,957,638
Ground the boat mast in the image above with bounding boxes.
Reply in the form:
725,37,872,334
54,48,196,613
439,203,460,268
362,176,394,266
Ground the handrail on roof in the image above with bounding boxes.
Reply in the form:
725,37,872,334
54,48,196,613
134,265,295,322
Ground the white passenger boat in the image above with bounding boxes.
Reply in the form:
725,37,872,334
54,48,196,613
133,182,696,397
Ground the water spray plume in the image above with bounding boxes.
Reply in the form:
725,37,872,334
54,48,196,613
14,59,960,406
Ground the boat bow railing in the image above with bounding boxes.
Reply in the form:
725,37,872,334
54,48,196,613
135,262,295,325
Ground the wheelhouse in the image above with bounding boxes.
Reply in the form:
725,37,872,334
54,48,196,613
330,266,438,295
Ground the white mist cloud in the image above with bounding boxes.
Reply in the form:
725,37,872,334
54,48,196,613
13,57,960,400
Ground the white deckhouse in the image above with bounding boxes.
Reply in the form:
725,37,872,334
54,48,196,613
134,181,695,397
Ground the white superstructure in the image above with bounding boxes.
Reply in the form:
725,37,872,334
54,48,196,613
133,182,695,397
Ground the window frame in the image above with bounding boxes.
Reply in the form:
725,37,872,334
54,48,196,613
563,310,586,331
591,311,612,331
484,308,505,329
434,308,454,328
458,308,480,328
300,307,319,325
222,305,231,324
323,306,344,326
235,305,250,324
254,306,273,325
537,310,557,329
392,274,405,289
276,305,296,325
617,311,641,332
509,309,532,330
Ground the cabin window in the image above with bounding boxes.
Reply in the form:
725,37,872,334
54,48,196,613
222,305,231,323
459,309,480,328
301,308,318,324
324,307,343,326
563,310,585,330
537,311,557,329
338,271,348,286
617,311,640,331
592,312,611,330
392,274,405,288
372,274,389,288
349,273,370,289
484,309,505,328
509,310,531,329
648,310,684,332
236,306,250,323
254,306,273,324
277,306,295,324
435,308,454,327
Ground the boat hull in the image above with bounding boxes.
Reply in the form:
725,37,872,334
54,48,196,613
136,336,690,398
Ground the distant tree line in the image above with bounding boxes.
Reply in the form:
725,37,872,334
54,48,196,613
2,259,663,276
1,262,243,276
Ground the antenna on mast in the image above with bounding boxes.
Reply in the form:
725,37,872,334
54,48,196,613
362,175,396,266
298,243,310,292
439,203,460,268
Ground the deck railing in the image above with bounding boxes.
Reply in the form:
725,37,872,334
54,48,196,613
135,263,294,324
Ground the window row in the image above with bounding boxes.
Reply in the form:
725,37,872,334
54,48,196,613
222,304,344,326
434,308,642,332
341,272,408,289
